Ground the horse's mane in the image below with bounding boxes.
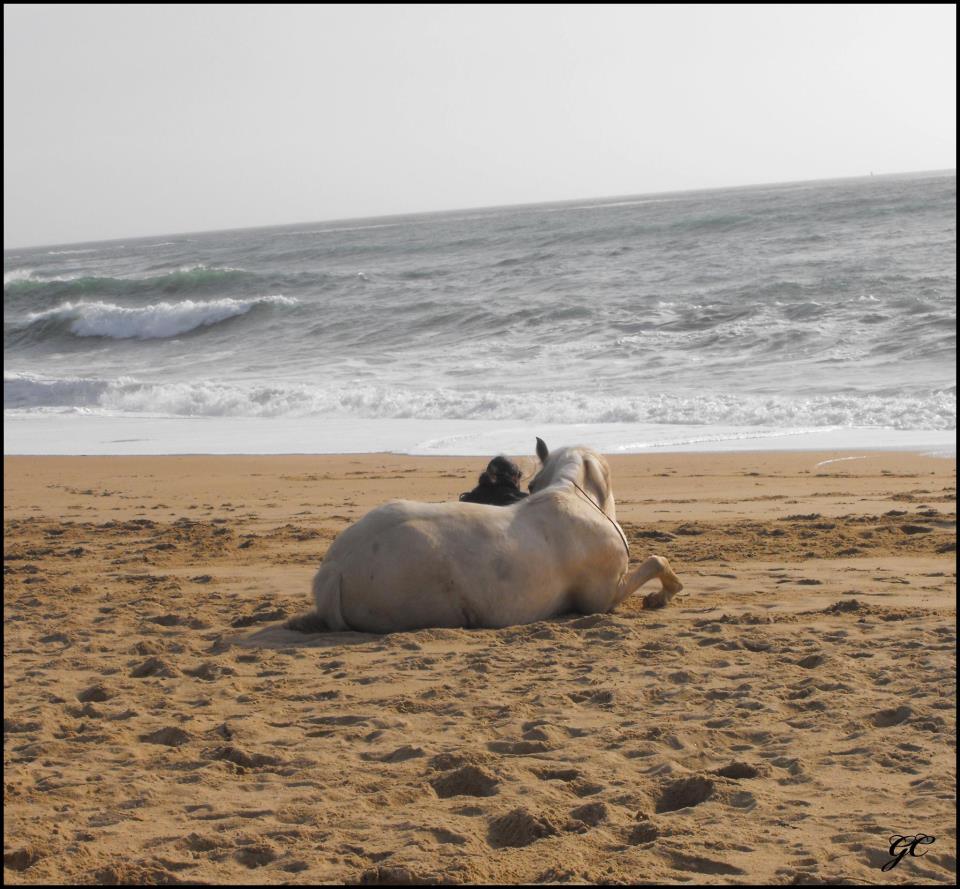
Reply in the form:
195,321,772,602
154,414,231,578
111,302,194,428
530,446,611,505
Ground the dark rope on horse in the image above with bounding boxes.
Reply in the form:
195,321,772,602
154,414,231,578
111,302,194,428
569,479,632,561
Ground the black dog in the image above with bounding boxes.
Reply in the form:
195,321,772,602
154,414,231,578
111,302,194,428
459,456,528,506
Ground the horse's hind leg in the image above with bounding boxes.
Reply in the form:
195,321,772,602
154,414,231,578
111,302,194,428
617,555,683,609
312,562,348,630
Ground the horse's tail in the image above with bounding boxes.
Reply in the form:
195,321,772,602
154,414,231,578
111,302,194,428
311,561,349,631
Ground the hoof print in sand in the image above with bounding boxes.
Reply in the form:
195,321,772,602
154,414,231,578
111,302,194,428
131,640,165,656
871,705,912,727
824,599,863,614
4,848,43,872
140,726,192,747
430,765,500,798
234,843,278,868
655,776,715,813
231,608,288,628
665,850,746,876
568,801,608,827
204,745,282,770
130,657,180,678
534,767,581,783
900,524,933,534
487,807,559,848
627,820,660,844
184,661,235,681
487,739,551,755
359,864,441,885
714,761,761,779
363,745,425,763
566,689,614,706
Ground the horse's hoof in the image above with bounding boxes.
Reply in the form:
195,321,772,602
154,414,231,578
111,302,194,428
643,591,668,609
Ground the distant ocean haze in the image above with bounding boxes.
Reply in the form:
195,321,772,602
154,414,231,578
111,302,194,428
3,171,956,454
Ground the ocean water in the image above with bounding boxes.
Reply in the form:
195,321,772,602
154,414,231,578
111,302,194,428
4,171,956,455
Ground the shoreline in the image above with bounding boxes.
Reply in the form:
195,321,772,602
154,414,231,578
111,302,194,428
3,412,956,457
4,445,957,457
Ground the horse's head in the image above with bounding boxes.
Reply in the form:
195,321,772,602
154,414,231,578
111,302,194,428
528,438,616,517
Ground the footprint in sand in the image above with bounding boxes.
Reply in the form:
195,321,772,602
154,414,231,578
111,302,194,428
666,850,746,876
76,683,113,702
714,762,762,779
487,739,551,755
234,843,278,869
655,776,715,813
627,820,660,844
140,727,192,747
870,705,912,727
534,767,581,782
568,801,608,827
487,807,559,848
430,765,500,799
202,745,284,770
360,745,425,763
130,657,179,678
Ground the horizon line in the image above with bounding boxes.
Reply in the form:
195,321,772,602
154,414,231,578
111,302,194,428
4,166,955,254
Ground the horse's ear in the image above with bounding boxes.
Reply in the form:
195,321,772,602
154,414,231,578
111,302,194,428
536,437,549,463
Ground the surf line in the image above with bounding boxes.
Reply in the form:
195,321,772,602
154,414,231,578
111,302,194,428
814,455,869,468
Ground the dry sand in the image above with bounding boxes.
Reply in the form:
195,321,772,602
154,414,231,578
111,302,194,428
3,450,956,885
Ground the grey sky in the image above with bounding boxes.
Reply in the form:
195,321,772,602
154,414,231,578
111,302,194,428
4,3,956,249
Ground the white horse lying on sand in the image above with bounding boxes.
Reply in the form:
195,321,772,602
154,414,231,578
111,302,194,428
310,439,683,633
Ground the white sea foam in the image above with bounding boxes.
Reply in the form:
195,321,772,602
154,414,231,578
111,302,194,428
4,268,35,286
4,376,954,430
20,295,297,339
4,372,115,408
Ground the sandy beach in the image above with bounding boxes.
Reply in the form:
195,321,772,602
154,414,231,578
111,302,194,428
3,450,956,885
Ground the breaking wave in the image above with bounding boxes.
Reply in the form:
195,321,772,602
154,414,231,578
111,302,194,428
12,295,298,340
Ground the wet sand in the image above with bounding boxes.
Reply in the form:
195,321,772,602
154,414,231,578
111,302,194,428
3,451,956,884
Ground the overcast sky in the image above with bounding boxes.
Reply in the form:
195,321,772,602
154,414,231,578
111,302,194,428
4,3,956,249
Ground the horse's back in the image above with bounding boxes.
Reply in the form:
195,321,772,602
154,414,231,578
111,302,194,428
316,498,549,632
326,498,512,557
